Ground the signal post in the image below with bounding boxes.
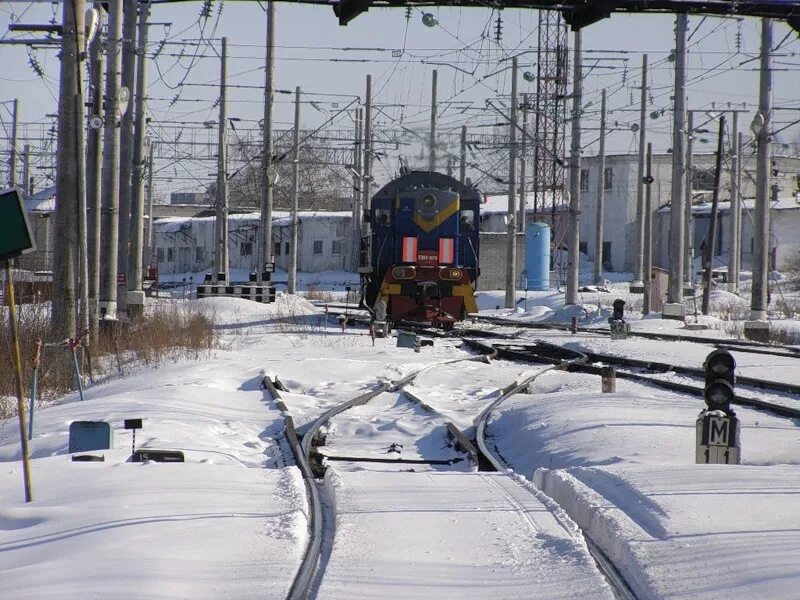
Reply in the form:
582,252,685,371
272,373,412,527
696,349,740,465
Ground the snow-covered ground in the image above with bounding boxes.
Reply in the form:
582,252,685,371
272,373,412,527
3,269,800,598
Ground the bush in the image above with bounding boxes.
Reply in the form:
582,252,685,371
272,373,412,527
0,300,218,419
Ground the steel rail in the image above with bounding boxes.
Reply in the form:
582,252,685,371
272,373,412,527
469,344,637,600
472,314,800,356
489,342,800,420
282,349,495,599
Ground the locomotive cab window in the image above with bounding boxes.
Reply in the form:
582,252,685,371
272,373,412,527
375,209,392,227
460,210,475,231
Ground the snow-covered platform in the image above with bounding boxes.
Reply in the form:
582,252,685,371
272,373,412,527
316,469,615,599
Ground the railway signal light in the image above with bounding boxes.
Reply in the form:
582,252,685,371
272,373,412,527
703,349,736,413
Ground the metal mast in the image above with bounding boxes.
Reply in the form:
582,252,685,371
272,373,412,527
532,10,568,223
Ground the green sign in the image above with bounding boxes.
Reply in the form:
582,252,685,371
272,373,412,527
0,188,35,261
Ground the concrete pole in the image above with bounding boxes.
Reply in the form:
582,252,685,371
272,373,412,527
518,93,528,233
145,142,155,265
351,108,362,270
9,99,18,187
593,89,606,286
666,12,687,315
702,116,726,315
87,3,104,317
643,143,653,315
52,0,85,338
22,144,30,195
362,74,372,238
459,125,467,185
287,86,301,294
258,2,275,284
684,110,694,293
76,39,89,337
504,56,518,308
631,54,647,292
129,0,150,296
99,0,122,319
429,69,437,172
214,37,229,281
747,17,773,332
733,131,743,291
566,30,582,306
117,0,137,309
727,112,740,292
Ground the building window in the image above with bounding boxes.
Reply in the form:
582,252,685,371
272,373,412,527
157,248,165,263
579,241,587,255
195,247,204,262
284,242,290,255
331,240,342,255
240,242,253,256
580,169,589,192
167,248,174,263
274,241,281,256
693,168,715,191
603,167,613,191
795,173,800,190
313,240,323,255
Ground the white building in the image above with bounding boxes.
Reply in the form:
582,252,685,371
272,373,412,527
655,194,800,275
152,211,356,276
578,153,800,273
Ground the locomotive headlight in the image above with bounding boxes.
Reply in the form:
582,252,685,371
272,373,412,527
440,268,462,281
393,266,416,280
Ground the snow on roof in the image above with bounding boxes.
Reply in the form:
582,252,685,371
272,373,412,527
481,191,568,215
153,210,351,231
658,194,800,215
24,185,56,213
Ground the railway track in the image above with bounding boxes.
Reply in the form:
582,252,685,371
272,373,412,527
268,352,493,599
270,340,646,599
465,339,800,420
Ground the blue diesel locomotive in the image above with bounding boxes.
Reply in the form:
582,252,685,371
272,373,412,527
359,170,481,330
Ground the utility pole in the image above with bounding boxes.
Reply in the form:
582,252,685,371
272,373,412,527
731,131,743,293
100,0,122,320
362,74,372,238
429,69,437,172
87,3,104,324
684,110,694,294
52,0,85,338
258,2,275,285
9,99,18,187
745,17,773,340
566,30,582,306
593,89,606,286
459,125,467,185
128,0,150,307
666,12,687,317
642,143,653,315
145,142,155,265
726,112,740,292
76,39,89,338
504,56,518,309
351,108,362,270
631,54,647,293
702,116,726,315
287,86,301,295
22,144,30,195
214,37,229,282
518,93,528,233
117,0,137,310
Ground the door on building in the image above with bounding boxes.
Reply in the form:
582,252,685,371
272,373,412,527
178,247,191,273
602,241,612,270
